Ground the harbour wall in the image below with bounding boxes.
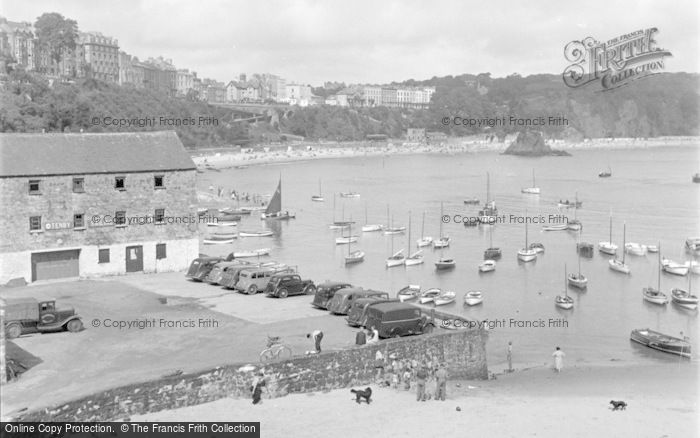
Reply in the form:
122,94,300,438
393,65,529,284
16,328,488,421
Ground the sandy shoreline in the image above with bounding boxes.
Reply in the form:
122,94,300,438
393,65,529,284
191,136,700,170
132,361,698,438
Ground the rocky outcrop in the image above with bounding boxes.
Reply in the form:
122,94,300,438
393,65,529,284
503,131,571,156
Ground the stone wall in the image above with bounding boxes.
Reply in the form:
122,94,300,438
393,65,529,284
17,328,488,422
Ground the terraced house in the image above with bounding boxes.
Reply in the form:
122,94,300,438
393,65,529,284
0,131,199,284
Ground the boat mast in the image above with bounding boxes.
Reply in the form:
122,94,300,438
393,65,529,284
622,222,627,264
439,202,444,239
564,264,568,297
524,210,529,248
657,241,661,291
577,230,582,277
408,212,412,253
421,211,426,240
532,168,536,187
609,211,613,244
486,173,490,204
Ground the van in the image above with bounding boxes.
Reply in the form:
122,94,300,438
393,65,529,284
235,266,294,294
327,288,390,315
220,261,279,289
186,257,224,281
364,302,434,338
312,281,353,309
346,296,393,327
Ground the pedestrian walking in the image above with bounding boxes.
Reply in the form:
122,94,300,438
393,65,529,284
552,346,565,372
507,341,513,372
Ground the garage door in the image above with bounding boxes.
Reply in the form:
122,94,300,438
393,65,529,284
31,250,80,281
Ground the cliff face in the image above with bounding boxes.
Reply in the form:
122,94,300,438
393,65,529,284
503,131,571,156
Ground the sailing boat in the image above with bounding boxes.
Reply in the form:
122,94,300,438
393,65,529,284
484,225,502,260
478,172,498,224
671,268,698,310
435,204,456,269
260,177,295,220
643,243,668,305
405,212,424,266
555,265,574,309
311,179,324,202
344,222,365,264
517,214,537,262
362,202,383,232
433,202,450,248
521,169,540,194
329,194,353,229
598,211,618,255
416,211,433,247
383,205,406,235
567,192,582,231
608,222,630,274
568,230,588,288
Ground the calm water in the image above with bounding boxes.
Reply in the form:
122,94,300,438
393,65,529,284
198,146,700,366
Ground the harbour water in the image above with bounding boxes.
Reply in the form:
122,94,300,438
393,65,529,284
198,145,700,367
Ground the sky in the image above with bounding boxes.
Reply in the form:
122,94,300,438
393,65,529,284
1,0,698,85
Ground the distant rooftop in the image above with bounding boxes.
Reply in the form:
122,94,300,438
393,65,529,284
0,131,195,177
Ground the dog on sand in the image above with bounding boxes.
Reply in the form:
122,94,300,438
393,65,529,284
350,387,372,404
609,400,627,411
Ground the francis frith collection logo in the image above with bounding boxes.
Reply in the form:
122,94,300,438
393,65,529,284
562,28,672,90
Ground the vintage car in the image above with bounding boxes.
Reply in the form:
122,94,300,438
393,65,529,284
234,266,295,295
312,281,354,309
2,297,83,339
265,273,316,298
186,256,224,281
364,301,434,338
205,260,252,284
346,296,394,327
327,288,390,315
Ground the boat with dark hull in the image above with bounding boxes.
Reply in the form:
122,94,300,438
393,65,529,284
630,328,691,358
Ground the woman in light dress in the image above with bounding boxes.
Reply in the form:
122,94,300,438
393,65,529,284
552,347,565,372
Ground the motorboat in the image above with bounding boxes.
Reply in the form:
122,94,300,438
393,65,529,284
625,242,647,256
418,288,441,304
662,258,689,276
630,329,691,358
434,290,457,306
435,257,456,270
479,260,496,273
464,291,483,306
397,285,421,302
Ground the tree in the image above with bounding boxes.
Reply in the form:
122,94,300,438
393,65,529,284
34,13,78,66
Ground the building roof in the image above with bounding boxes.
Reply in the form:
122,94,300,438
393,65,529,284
0,131,196,177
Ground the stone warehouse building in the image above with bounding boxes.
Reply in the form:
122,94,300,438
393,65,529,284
0,131,199,284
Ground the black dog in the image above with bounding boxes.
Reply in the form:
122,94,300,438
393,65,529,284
350,387,372,404
609,400,627,411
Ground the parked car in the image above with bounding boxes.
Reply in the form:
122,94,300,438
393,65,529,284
265,273,316,298
1,297,83,339
312,281,353,309
327,288,390,315
346,296,394,327
206,260,250,284
364,301,434,338
186,256,224,281
235,266,294,295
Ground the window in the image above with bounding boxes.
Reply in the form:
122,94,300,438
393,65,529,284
115,176,125,190
98,249,110,263
29,180,41,194
156,243,166,259
74,213,85,229
73,177,85,193
115,210,126,226
154,175,164,188
154,209,165,224
29,216,42,231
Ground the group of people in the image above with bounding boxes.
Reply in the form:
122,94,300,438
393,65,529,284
354,326,380,345
372,352,449,401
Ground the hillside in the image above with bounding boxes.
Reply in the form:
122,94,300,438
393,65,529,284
1,70,698,147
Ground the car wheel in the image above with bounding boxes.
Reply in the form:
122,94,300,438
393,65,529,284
6,323,21,339
304,285,316,295
278,288,288,298
247,285,258,295
390,328,401,338
423,324,434,334
66,319,83,333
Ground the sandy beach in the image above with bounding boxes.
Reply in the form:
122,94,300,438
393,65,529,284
191,136,700,170
132,361,698,438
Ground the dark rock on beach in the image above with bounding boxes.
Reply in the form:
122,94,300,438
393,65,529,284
503,131,571,157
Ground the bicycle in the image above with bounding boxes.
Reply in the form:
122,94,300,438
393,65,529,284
260,335,293,362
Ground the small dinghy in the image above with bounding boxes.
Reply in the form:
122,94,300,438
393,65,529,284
419,288,441,304
434,290,456,306
464,291,483,306
397,285,421,302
